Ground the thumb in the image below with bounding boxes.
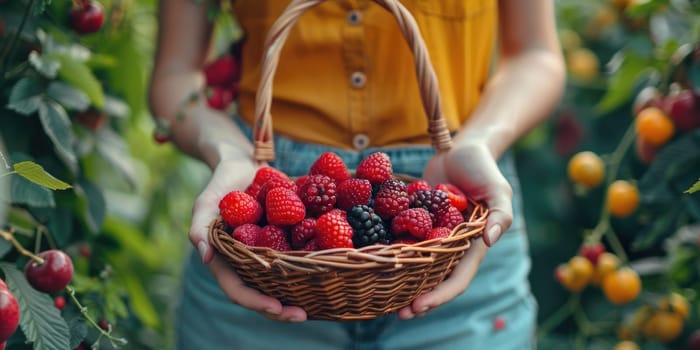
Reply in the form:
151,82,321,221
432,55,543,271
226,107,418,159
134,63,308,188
189,194,219,264
482,184,513,247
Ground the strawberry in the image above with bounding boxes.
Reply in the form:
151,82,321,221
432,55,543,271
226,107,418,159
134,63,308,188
291,218,317,250
435,206,463,230
407,180,431,195
219,191,263,228
316,210,354,249
204,54,240,87
298,175,337,216
255,225,291,251
391,208,432,240
245,167,289,198
435,183,468,212
309,152,351,183
233,223,261,246
256,178,297,207
427,227,452,240
336,178,372,210
265,188,306,226
356,152,393,185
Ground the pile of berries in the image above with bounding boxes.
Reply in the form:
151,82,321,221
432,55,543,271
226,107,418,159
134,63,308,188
217,151,476,251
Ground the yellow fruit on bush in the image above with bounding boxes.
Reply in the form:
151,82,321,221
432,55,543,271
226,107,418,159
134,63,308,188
568,256,594,285
642,311,684,342
606,180,640,217
592,252,620,285
567,48,599,81
568,151,605,188
559,29,582,52
555,264,587,292
659,292,690,319
636,107,675,146
613,340,641,350
603,268,642,304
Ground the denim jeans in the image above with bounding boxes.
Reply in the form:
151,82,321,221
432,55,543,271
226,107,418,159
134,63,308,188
175,118,536,350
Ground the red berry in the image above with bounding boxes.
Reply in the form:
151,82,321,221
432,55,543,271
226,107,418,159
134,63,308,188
204,55,240,87
434,183,468,212
554,111,584,157
664,89,700,131
0,341,5,350
291,218,317,250
256,178,297,207
294,175,309,191
265,188,306,226
0,289,19,341
69,1,104,34
153,130,169,144
232,223,261,246
336,178,372,210
493,317,506,331
74,344,88,350
407,180,431,195
316,210,354,249
374,186,410,221
298,175,337,216
245,167,289,198
391,208,432,240
392,236,420,245
24,250,74,293
579,242,605,265
0,279,6,291
689,329,700,350
75,110,108,131
435,206,463,230
206,86,234,110
426,227,452,240
218,191,263,228
255,225,291,251
356,152,393,185
54,296,66,310
78,243,92,258
309,152,350,183
303,238,320,251
98,320,109,331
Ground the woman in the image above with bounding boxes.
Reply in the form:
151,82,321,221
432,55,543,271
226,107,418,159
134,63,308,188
149,0,565,349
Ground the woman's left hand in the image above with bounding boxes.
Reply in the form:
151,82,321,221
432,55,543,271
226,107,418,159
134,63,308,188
397,141,513,320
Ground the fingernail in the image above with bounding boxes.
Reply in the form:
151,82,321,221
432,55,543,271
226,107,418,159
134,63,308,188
418,306,429,313
487,225,502,246
197,241,208,262
264,308,280,315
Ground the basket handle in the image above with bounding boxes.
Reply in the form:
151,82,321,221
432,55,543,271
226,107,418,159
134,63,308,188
253,0,452,163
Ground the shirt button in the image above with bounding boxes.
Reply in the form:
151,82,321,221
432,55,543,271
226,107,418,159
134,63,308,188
350,71,366,88
352,134,370,150
347,10,362,25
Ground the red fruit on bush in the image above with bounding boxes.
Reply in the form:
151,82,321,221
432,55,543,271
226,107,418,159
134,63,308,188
98,320,109,331
255,225,291,251
204,55,240,87
635,137,659,165
435,183,468,212
0,288,20,341
75,109,109,131
69,1,105,34
54,296,66,310
265,187,306,226
579,242,605,265
356,152,393,185
664,89,700,131
309,152,350,183
553,111,584,156
218,191,262,228
24,250,74,293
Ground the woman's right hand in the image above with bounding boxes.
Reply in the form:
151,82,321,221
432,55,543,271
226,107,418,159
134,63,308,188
189,158,309,323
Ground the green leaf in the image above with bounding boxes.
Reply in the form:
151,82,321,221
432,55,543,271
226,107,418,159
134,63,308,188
0,263,71,350
596,52,656,113
68,317,88,349
53,53,105,108
74,179,105,233
0,240,10,258
96,129,138,190
7,78,43,115
633,209,680,251
13,161,71,190
29,51,61,79
46,81,90,112
38,99,78,174
103,96,130,118
122,273,160,328
11,175,55,207
686,178,700,194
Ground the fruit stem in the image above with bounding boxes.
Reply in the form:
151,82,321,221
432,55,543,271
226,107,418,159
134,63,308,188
66,285,128,347
536,293,578,338
0,228,45,264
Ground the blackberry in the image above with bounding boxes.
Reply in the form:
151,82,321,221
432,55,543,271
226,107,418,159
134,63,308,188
347,205,391,247
409,190,451,219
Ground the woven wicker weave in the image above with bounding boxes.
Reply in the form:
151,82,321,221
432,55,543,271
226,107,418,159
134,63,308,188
208,0,488,321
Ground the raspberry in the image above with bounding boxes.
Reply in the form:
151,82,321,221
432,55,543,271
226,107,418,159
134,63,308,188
336,178,372,210
427,227,452,240
391,208,432,240
303,238,320,251
294,175,310,191
407,180,431,195
435,183,468,212
219,191,263,228
373,187,410,221
245,167,289,198
379,179,407,193
256,178,297,206
435,206,463,230
316,210,354,249
265,187,306,226
233,223,261,246
410,190,451,220
356,152,393,185
309,152,351,183
298,175,337,216
347,205,391,247
392,236,420,245
291,218,317,249
255,225,291,251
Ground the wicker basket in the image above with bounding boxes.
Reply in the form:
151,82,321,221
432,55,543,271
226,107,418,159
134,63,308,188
208,0,488,321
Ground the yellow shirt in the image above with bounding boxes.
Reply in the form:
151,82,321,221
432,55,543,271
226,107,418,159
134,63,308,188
233,0,496,150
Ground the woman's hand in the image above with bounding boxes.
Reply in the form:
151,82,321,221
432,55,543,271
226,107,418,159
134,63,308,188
190,158,308,322
397,142,513,319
